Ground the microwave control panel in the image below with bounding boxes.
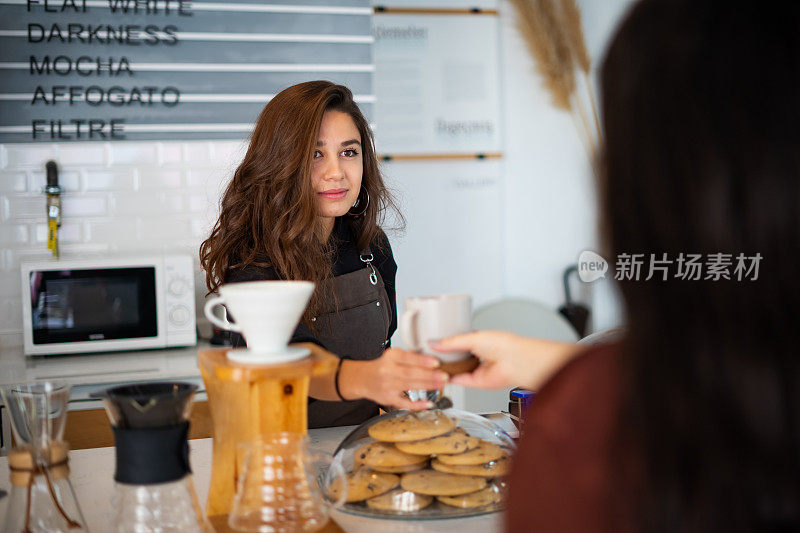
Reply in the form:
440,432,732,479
163,254,197,347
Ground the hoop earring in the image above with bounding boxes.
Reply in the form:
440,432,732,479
348,191,369,216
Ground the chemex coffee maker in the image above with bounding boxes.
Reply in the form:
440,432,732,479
1,381,87,533
91,381,212,532
200,280,340,527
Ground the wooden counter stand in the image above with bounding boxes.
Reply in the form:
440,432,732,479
198,345,338,518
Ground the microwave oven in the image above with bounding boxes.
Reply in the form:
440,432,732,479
20,254,197,356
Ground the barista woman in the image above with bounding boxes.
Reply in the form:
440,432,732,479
200,81,447,428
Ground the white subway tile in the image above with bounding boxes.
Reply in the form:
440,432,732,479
0,332,24,351
162,193,186,212
62,195,108,217
86,218,138,243
199,208,220,235
111,192,183,216
4,249,53,270
106,240,150,252
139,217,192,242
30,170,81,192
5,144,57,168
183,142,214,163
57,143,106,166
213,140,248,167
167,240,202,256
34,222,81,244
112,241,188,254
122,238,186,252
138,169,183,190
0,298,23,333
7,196,45,219
110,143,158,165
159,142,183,165
0,272,21,298
190,218,211,238
156,240,191,255
0,224,29,245
57,243,111,257
1,140,256,288
108,237,187,253
84,170,135,191
186,166,229,189
0,172,28,193
186,194,210,213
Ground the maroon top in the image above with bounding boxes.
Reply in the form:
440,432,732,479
505,343,637,533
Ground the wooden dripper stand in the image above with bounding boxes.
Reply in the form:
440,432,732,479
198,281,338,522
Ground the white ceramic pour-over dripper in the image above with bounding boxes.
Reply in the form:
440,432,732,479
204,280,315,364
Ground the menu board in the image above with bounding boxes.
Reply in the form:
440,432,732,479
372,0,497,10
0,0,374,142
372,12,501,155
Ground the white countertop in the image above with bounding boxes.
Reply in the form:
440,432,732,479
0,343,207,388
0,343,210,415
0,425,502,533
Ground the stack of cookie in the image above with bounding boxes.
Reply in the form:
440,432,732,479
331,411,510,513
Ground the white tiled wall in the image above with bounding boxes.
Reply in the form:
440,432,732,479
0,140,247,350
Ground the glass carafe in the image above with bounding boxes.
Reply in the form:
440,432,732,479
91,382,211,533
228,433,346,532
1,381,87,533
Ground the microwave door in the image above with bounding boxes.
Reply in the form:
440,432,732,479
27,266,163,355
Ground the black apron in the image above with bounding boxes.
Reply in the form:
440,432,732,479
307,252,392,429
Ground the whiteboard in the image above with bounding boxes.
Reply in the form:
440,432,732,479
372,1,498,9
382,158,505,348
373,13,502,155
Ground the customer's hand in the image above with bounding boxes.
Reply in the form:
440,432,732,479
340,348,449,411
432,331,580,391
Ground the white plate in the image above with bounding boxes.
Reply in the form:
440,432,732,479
226,345,310,365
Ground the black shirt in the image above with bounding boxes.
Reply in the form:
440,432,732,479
225,217,398,349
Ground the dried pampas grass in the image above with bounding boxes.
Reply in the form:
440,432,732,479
512,0,574,110
560,0,590,73
510,0,602,170
560,0,602,140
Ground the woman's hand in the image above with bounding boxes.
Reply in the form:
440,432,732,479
340,348,449,411
432,330,581,391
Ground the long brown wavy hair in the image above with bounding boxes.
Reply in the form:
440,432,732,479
601,1,799,531
200,81,399,324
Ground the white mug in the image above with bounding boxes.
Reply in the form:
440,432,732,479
204,280,314,355
401,294,472,363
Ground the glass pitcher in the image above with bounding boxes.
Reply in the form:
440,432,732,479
91,382,211,533
228,433,346,532
1,381,87,533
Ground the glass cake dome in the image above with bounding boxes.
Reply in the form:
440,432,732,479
328,408,516,520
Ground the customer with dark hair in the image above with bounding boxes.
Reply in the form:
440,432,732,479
432,1,800,530
201,81,447,428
